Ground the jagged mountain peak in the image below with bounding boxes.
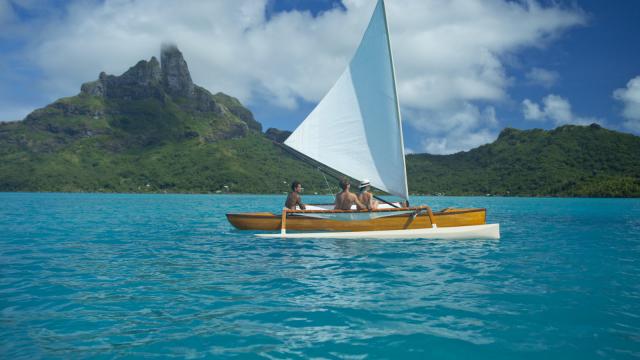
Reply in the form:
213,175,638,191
81,55,163,100
80,44,198,101
160,43,194,98
20,44,262,146
73,44,260,129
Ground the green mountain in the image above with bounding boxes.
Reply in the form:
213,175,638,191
1,45,639,197
0,44,327,194
408,124,640,197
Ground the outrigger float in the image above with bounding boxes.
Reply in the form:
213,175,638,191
226,0,500,240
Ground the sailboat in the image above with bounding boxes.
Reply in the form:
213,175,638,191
226,0,500,239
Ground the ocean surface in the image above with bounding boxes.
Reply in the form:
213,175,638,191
1,193,639,359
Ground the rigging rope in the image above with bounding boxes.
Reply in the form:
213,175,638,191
319,167,335,196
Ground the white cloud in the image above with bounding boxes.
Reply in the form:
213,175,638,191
1,0,586,151
543,94,573,123
522,99,544,120
525,67,558,87
613,75,640,133
387,0,584,111
521,94,602,126
3,0,376,112
407,103,500,154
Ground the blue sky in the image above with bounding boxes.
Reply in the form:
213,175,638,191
1,0,639,154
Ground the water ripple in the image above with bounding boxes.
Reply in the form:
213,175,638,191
1,194,639,358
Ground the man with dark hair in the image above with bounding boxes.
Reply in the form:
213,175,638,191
334,178,366,210
285,180,306,210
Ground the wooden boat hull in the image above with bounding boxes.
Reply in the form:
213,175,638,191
226,207,487,232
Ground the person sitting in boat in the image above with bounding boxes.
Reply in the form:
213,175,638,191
285,180,306,210
357,179,378,210
334,178,366,210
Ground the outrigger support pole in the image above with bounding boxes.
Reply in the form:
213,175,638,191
426,206,437,228
281,209,288,236
410,206,437,229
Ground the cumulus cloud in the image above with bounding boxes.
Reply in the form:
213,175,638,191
387,0,584,112
522,99,544,120
525,67,558,87
13,0,373,109
613,75,640,133
382,0,584,154
406,103,500,154
522,94,602,126
1,0,586,153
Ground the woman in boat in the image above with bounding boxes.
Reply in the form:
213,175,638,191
334,178,366,210
285,180,306,210
357,179,378,210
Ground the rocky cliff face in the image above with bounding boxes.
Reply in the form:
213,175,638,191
81,57,163,100
23,44,261,144
77,44,265,121
161,44,194,98
79,44,219,109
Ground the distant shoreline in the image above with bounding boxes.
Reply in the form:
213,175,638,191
1,191,638,199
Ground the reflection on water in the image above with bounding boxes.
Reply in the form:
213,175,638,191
1,194,639,358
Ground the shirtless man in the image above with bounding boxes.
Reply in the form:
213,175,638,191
285,181,306,210
334,178,366,210
357,179,378,210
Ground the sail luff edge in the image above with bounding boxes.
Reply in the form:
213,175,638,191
380,0,410,201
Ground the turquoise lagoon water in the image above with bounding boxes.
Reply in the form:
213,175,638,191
1,193,639,359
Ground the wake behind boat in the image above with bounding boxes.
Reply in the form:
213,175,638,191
226,0,500,240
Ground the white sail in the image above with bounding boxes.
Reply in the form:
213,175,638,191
284,0,409,199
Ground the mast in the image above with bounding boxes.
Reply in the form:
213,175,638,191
380,0,409,201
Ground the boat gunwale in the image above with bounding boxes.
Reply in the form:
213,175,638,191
226,207,487,218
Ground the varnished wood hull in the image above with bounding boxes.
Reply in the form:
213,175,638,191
226,207,487,232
